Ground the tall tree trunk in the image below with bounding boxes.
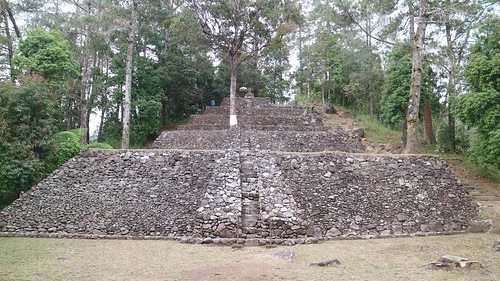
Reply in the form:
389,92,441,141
423,98,436,144
229,53,238,128
6,4,20,38
407,0,415,41
404,0,428,154
121,0,139,149
161,96,168,127
98,104,107,142
80,55,90,144
445,21,456,151
1,8,14,82
79,0,92,144
66,96,74,130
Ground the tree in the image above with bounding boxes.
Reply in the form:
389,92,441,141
192,0,301,128
0,75,56,197
380,41,437,134
297,0,385,113
1,0,21,81
429,0,495,152
122,0,139,149
404,0,429,154
12,28,79,88
454,17,499,168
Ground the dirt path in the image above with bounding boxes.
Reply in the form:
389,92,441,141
179,248,285,281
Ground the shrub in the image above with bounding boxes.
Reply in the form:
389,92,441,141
86,142,114,149
47,131,84,168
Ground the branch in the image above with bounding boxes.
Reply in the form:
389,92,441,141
339,0,394,46
6,4,21,38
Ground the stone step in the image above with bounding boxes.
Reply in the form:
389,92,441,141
242,226,257,234
241,216,259,227
240,171,257,178
241,191,259,198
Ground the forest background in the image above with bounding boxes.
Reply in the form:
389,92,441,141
0,0,498,207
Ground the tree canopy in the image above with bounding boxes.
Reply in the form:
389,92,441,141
454,17,499,168
13,28,79,85
0,75,56,197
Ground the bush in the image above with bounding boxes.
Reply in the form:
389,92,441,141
54,131,79,143
47,131,84,169
86,142,114,149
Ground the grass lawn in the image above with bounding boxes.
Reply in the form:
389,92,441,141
1,232,499,281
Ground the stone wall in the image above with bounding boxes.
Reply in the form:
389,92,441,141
247,130,363,152
152,129,362,152
152,130,240,150
180,97,325,132
262,152,477,238
0,150,241,239
0,149,477,244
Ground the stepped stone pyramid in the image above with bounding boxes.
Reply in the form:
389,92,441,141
0,97,478,245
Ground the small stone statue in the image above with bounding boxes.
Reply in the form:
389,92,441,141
240,87,253,98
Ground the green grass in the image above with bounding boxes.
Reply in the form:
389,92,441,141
353,114,401,145
440,154,500,184
1,233,498,281
468,163,500,184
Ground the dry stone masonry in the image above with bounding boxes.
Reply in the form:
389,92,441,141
0,97,478,245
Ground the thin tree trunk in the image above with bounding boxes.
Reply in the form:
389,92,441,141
445,21,456,151
66,95,74,130
402,116,408,147
407,0,415,41
6,4,20,38
423,98,436,144
79,0,92,144
229,54,238,128
404,0,428,154
98,102,107,142
80,54,90,144
122,0,139,149
161,96,168,127
1,8,14,82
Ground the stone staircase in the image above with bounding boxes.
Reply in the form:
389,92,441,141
239,98,260,236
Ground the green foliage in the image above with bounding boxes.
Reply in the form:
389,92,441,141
437,123,471,153
380,43,412,127
46,130,85,169
54,131,79,143
455,18,500,169
12,28,79,87
354,114,401,144
454,90,500,168
130,98,162,145
86,142,113,149
0,75,56,196
380,42,438,129
464,18,499,93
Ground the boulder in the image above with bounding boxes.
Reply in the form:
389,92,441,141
323,104,337,114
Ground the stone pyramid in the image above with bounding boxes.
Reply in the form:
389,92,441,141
0,97,478,245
